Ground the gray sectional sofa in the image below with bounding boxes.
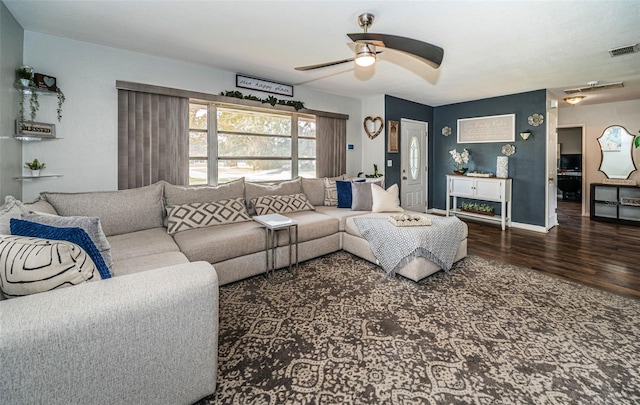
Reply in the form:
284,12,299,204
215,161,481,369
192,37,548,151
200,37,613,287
0,176,467,404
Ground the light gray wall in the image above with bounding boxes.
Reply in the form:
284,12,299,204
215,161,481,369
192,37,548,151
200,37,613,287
558,127,582,155
0,1,23,200
19,31,363,201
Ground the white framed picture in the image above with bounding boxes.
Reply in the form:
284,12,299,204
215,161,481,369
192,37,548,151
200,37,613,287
457,114,515,143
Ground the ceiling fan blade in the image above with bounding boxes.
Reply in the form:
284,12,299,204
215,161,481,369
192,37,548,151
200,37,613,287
347,33,444,68
295,57,355,71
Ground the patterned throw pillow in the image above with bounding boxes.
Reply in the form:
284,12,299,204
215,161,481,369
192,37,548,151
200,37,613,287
323,178,338,206
252,193,315,215
0,235,99,299
10,219,112,280
166,197,251,235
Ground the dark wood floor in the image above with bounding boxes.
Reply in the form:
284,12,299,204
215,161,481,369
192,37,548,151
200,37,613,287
464,199,640,300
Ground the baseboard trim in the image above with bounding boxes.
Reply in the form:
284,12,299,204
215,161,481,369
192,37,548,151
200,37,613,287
428,208,548,233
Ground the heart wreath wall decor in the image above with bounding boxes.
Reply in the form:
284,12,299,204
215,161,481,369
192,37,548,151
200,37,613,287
363,116,384,140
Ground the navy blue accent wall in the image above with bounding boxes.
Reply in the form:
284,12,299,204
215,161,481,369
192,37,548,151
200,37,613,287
433,89,547,226
384,95,434,192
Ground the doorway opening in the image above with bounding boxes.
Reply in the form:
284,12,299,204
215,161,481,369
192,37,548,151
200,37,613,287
557,126,584,214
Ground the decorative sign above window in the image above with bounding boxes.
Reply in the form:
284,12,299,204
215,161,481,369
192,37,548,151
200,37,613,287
457,113,515,143
236,74,294,97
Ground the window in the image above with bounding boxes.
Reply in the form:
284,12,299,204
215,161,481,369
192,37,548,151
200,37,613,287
188,103,208,185
188,103,316,185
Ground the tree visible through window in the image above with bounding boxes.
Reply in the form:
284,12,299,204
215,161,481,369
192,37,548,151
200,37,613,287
188,103,316,185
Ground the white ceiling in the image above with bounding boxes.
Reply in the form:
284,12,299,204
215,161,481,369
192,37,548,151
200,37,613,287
5,0,640,108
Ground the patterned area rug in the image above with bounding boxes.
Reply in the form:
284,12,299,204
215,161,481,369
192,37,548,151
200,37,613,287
197,252,640,404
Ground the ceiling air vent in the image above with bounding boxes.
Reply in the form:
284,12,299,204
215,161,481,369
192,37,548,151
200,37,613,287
609,43,638,57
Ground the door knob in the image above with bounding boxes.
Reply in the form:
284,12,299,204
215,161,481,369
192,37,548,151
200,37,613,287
402,176,408,180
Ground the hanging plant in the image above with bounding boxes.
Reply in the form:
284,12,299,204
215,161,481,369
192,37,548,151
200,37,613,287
29,91,39,121
220,90,305,111
56,89,66,122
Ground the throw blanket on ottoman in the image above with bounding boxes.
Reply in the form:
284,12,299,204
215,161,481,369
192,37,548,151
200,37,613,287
353,216,465,276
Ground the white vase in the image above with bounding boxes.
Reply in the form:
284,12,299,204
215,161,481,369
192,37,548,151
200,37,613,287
31,170,40,177
19,79,30,87
496,156,509,178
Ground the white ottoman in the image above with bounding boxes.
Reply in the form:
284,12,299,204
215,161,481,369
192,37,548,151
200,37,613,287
342,213,468,282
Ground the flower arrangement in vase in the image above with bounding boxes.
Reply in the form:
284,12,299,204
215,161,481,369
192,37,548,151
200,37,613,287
449,148,470,174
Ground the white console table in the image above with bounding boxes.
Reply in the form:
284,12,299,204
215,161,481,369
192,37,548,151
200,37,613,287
446,175,512,230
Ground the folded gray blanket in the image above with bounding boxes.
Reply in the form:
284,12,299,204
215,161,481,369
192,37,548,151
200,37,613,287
353,216,464,276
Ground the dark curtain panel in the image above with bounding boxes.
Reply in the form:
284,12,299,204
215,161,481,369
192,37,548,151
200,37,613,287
118,90,189,189
316,116,347,178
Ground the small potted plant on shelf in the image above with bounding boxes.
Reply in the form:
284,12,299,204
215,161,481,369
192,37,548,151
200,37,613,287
24,158,46,177
15,66,33,87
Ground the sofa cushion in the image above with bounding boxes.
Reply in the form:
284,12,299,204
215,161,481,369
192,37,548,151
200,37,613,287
10,219,112,280
314,206,370,232
252,194,314,215
0,196,28,234
111,251,190,277
351,179,384,211
23,213,113,272
245,178,303,215
275,211,339,246
42,182,165,236
173,220,266,263
22,198,58,215
164,178,245,206
0,235,99,299
166,198,251,234
301,177,325,206
371,183,403,213
107,228,181,263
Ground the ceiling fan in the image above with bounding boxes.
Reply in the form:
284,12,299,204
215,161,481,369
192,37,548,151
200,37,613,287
295,13,444,71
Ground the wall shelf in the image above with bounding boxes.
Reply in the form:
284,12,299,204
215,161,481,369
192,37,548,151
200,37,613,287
14,174,63,181
13,135,62,142
14,83,59,96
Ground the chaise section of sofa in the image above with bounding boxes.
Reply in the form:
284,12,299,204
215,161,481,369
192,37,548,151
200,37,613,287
0,261,219,405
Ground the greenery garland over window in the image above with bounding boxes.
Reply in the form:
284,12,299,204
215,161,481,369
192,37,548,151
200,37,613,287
220,90,305,111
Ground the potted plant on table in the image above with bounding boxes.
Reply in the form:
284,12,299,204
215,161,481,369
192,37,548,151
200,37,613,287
24,158,46,177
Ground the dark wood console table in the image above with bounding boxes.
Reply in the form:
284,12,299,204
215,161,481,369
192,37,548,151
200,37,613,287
590,183,640,225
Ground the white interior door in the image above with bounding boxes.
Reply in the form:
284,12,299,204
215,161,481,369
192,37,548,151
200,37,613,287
401,119,427,212
546,107,559,230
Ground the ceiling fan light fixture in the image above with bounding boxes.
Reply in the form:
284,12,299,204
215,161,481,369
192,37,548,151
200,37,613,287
564,96,585,105
355,43,376,67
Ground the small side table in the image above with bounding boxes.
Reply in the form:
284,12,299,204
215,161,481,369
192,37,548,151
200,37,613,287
253,213,298,280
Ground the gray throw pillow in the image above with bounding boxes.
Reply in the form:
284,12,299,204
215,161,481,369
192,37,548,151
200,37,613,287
0,196,28,235
301,178,325,207
23,213,113,271
42,181,165,236
164,177,245,206
351,179,384,211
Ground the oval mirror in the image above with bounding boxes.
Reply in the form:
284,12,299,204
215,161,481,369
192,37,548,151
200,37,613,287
597,125,637,179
